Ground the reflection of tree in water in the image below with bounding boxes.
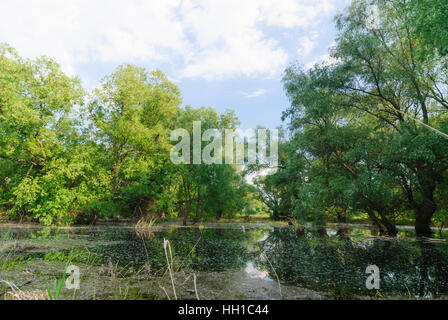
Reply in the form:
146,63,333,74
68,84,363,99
92,228,254,274
163,228,254,272
416,239,448,297
256,228,448,298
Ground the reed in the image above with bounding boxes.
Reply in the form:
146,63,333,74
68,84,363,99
1,280,49,300
135,216,158,231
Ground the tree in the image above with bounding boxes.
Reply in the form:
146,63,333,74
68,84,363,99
332,0,448,236
405,0,448,57
282,64,403,235
277,0,448,236
246,127,298,221
172,106,246,224
0,44,96,225
88,64,181,219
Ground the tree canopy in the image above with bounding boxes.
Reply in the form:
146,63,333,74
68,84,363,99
254,0,448,236
0,45,254,225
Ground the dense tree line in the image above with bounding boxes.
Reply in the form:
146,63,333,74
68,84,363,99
0,45,253,225
253,0,448,237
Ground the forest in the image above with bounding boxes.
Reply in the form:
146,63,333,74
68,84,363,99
1,0,448,239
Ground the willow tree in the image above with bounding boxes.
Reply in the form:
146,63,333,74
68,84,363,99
282,64,404,235
0,44,97,225
88,64,181,218
279,0,448,236
172,106,246,224
250,133,302,222
405,0,448,57
331,0,448,236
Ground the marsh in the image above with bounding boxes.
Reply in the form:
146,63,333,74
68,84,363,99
1,222,447,300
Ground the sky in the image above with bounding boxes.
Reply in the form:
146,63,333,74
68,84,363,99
0,0,352,130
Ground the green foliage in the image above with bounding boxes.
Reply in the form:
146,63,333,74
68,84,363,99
0,43,94,225
0,256,31,271
405,0,448,57
0,45,251,226
254,0,448,236
86,64,182,219
43,248,99,265
172,106,247,223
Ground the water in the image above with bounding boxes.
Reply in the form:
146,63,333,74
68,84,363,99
1,222,447,300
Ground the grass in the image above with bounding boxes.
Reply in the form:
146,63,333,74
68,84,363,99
261,252,282,300
0,256,32,271
45,261,70,300
0,212,8,223
0,229,14,241
157,238,201,300
1,280,49,300
43,247,99,265
162,238,177,300
135,216,158,230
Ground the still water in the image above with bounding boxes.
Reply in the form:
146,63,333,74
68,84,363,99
1,223,447,300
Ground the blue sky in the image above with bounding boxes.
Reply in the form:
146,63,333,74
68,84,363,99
0,0,351,129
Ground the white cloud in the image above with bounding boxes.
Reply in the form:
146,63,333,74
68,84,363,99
178,0,338,79
258,0,335,28
305,53,340,69
241,89,268,99
0,0,187,75
0,0,341,80
298,32,319,57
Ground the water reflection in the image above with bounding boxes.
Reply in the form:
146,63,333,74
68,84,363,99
245,262,270,280
257,227,448,298
1,224,448,299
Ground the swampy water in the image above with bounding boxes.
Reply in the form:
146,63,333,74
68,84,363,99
1,222,448,300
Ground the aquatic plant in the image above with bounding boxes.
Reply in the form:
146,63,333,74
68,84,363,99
0,255,32,271
1,230,14,241
135,216,158,230
45,261,70,300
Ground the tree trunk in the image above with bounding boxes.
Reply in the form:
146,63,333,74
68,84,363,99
337,207,347,223
183,201,190,226
415,205,436,237
216,210,223,221
413,170,437,237
192,188,201,225
337,228,350,239
377,210,398,237
317,226,328,238
367,210,398,237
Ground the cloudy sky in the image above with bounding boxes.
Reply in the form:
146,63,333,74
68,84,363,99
0,0,351,129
